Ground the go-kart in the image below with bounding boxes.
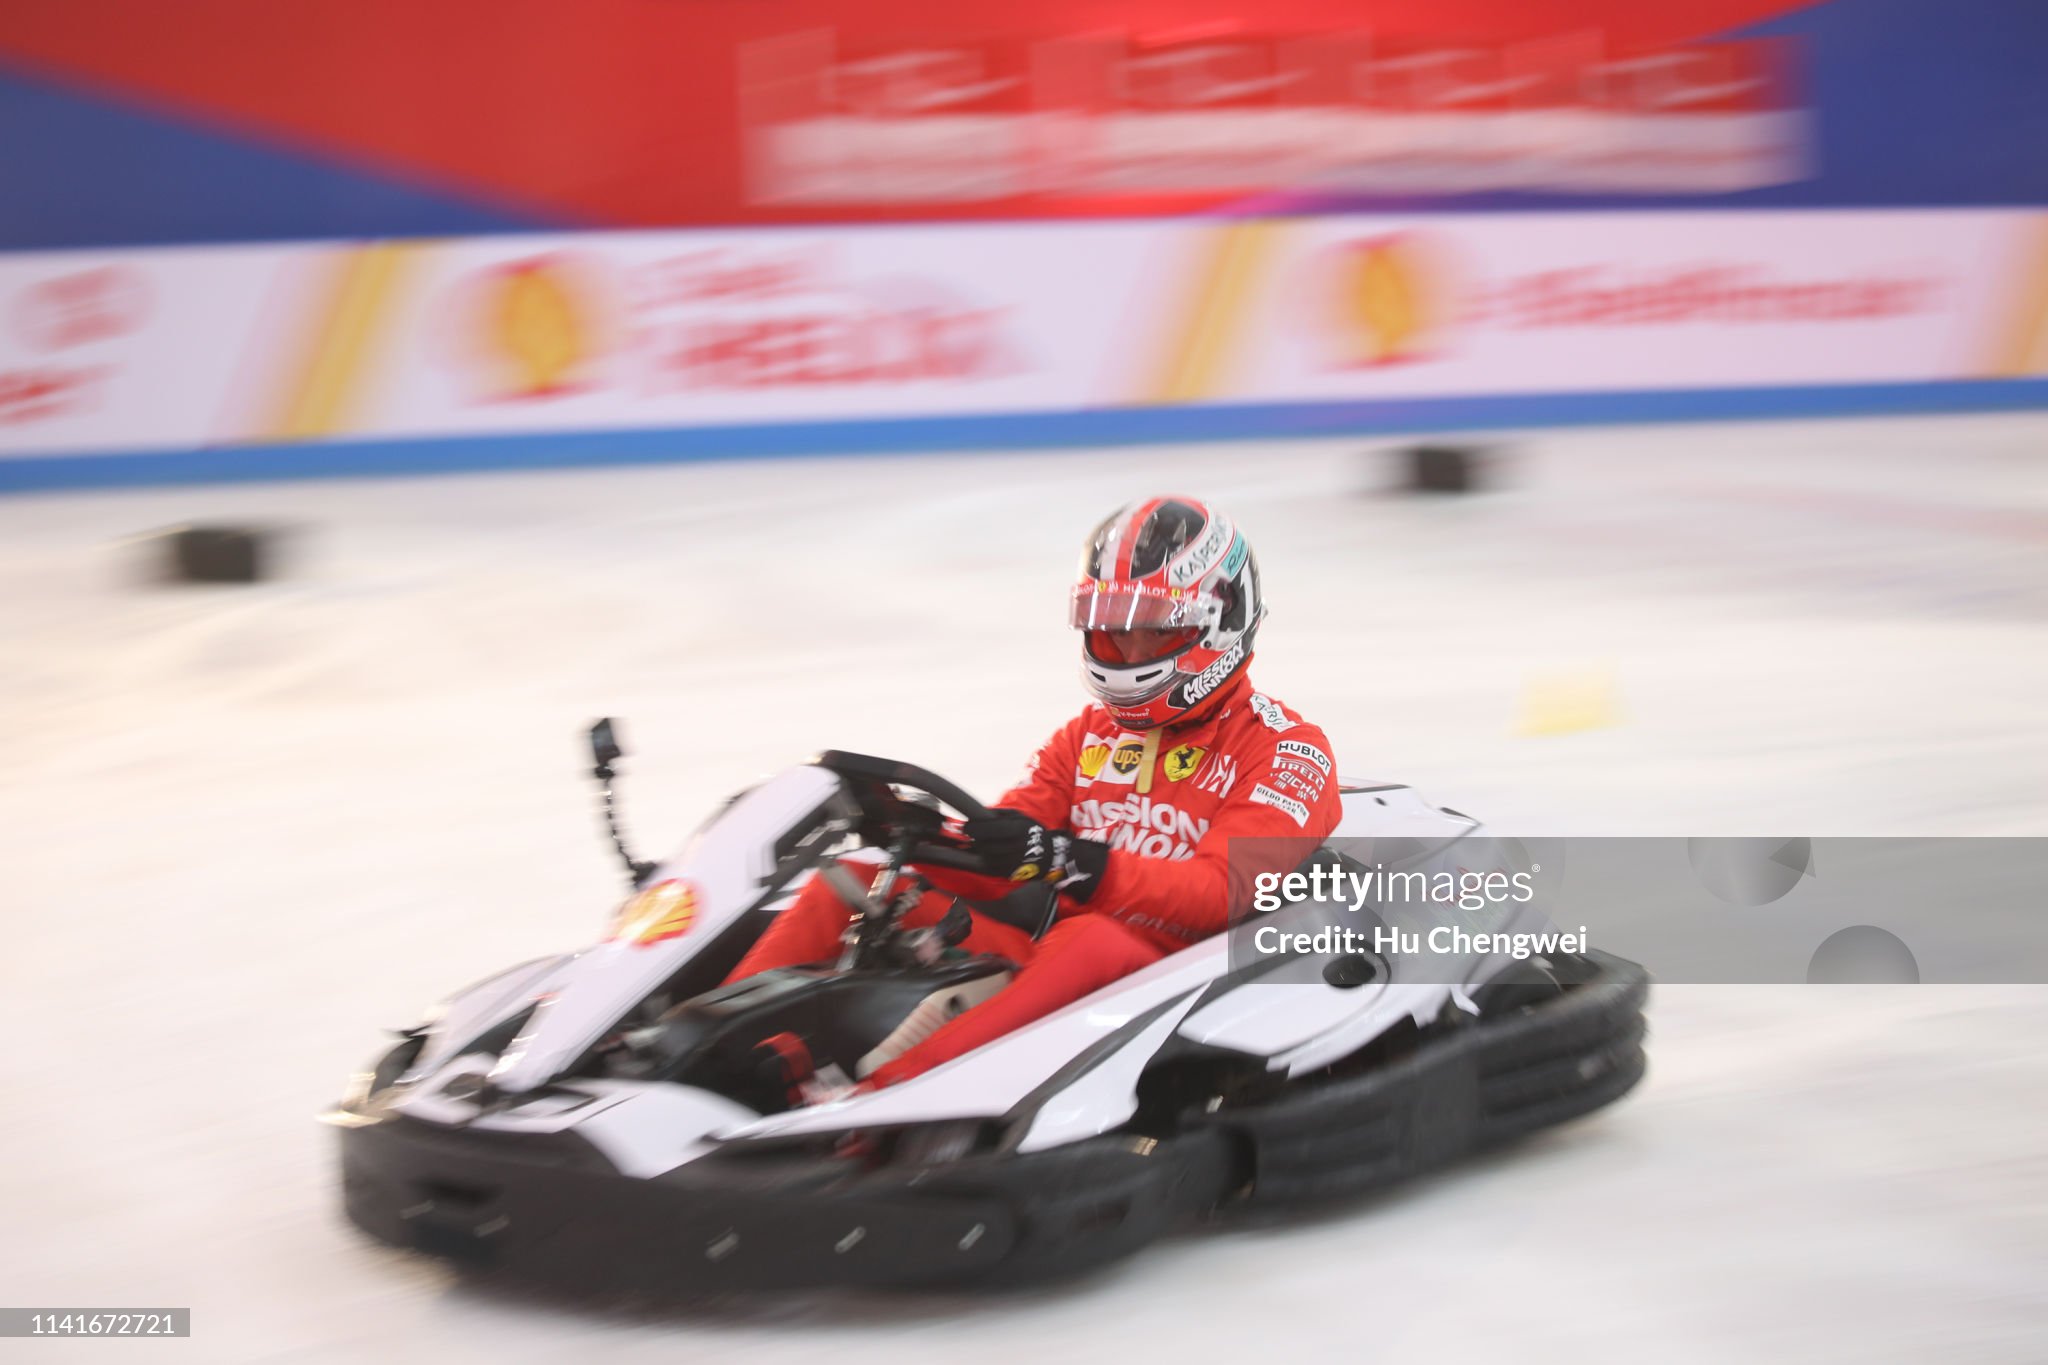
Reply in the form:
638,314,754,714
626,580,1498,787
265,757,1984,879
327,722,1648,1293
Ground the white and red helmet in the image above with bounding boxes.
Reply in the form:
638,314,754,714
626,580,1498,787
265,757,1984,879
1071,497,1265,731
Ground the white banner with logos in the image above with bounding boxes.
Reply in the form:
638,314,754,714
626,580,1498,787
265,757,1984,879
0,246,301,456
1210,210,2026,402
1,209,2042,466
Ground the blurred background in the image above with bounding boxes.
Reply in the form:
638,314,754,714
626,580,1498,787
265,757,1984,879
1,1,2044,1361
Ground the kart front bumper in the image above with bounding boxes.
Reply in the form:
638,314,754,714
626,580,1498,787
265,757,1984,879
334,1106,1223,1293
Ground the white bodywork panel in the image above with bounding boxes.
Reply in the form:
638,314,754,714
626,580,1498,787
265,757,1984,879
488,765,844,1093
390,1066,757,1177
499,1082,758,1179
1013,989,1206,1153
403,955,575,1084
721,942,1231,1140
1328,783,1474,838
1173,784,1481,1071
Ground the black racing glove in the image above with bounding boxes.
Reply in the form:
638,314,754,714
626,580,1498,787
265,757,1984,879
961,808,1108,903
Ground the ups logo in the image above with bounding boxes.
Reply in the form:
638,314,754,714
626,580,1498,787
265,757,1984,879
1162,744,1206,782
1109,740,1146,775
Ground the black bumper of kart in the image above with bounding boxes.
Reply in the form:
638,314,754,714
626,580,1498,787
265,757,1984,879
335,951,1647,1293
336,1109,1219,1294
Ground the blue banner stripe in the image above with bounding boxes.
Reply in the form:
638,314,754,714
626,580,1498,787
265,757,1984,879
5,379,2047,494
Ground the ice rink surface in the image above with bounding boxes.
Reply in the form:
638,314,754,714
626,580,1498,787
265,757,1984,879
2,412,2045,1362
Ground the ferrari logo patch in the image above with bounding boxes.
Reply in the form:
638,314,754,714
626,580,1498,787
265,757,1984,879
1162,744,1207,782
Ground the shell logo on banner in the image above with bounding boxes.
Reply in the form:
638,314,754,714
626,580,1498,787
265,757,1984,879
458,253,613,402
489,258,594,397
1330,235,1442,367
609,878,701,948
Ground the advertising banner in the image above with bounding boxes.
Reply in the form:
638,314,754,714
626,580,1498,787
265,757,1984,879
1149,211,2040,405
2,209,2045,486
0,247,299,454
345,225,1160,440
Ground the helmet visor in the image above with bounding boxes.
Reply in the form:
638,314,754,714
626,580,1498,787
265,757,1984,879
1085,626,1202,666
1072,580,1202,667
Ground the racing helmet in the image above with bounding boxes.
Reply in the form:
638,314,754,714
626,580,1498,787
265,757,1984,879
1071,497,1265,730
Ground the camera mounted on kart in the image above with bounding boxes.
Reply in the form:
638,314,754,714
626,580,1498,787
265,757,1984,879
589,717,624,773
587,717,657,890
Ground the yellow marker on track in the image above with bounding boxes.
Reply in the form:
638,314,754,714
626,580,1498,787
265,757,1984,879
1517,667,1622,737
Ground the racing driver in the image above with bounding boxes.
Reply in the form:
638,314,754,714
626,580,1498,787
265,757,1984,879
725,496,1343,1094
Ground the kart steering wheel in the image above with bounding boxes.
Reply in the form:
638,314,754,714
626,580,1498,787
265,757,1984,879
809,750,996,874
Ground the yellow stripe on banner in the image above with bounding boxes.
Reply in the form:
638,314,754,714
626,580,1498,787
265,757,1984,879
1148,220,1284,404
270,243,419,439
1987,215,2048,378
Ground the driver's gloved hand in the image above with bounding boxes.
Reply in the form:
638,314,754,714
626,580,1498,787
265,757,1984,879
962,808,1107,903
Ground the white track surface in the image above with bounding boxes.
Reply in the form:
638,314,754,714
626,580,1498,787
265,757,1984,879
2,413,2045,1362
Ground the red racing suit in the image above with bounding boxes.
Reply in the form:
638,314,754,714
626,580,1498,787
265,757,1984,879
728,675,1343,1084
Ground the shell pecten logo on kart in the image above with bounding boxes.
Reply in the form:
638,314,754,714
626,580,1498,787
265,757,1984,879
608,877,701,948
